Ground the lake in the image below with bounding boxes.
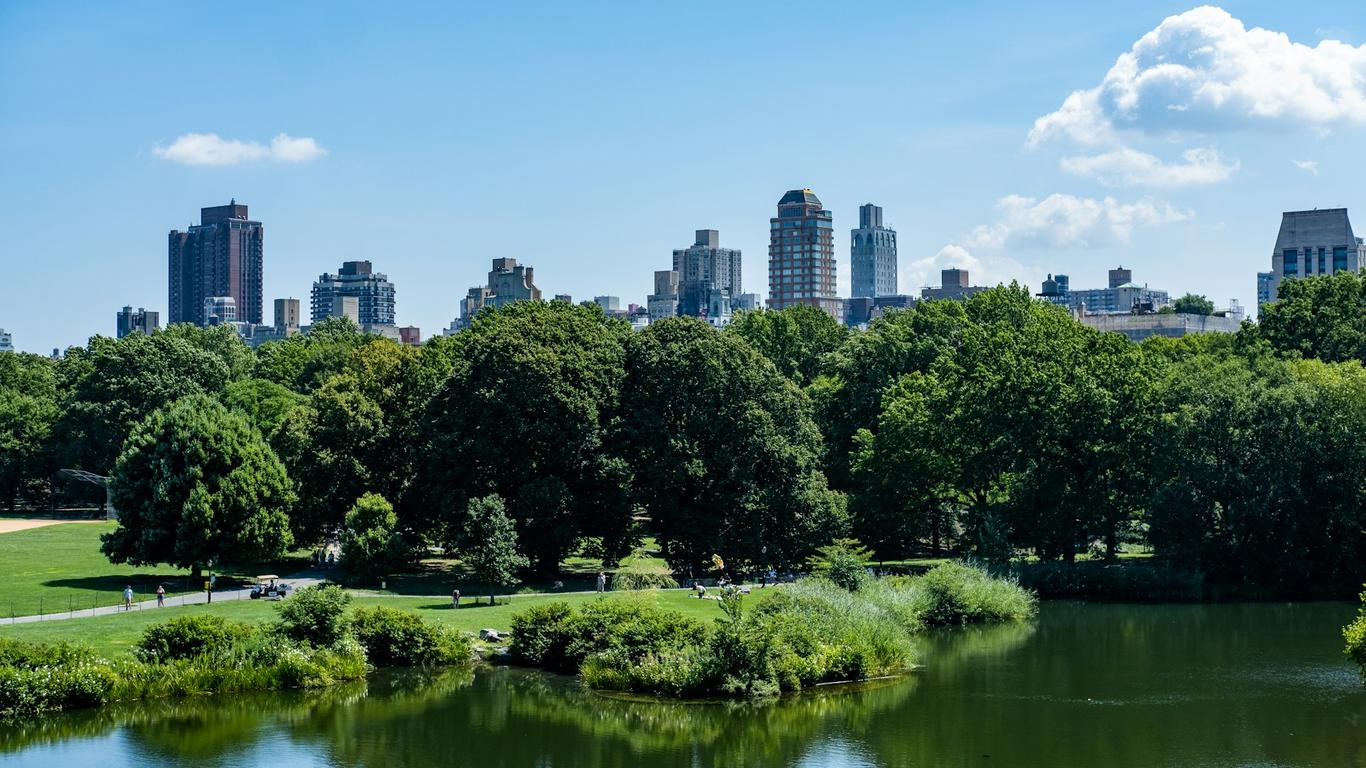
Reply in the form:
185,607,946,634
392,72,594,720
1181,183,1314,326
2,602,1363,767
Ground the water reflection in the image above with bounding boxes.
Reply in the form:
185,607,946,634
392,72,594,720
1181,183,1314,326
3,602,1364,768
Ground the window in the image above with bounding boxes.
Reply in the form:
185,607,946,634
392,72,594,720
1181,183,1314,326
1334,246,1349,272
1283,248,1298,276
1318,248,1327,274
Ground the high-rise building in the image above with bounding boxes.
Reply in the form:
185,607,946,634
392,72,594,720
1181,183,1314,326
647,270,679,321
1256,271,1275,310
851,203,897,298
398,326,421,346
594,296,622,314
1264,208,1366,308
768,190,840,318
310,261,396,326
203,296,237,326
673,230,742,318
116,306,159,338
168,201,263,327
1108,266,1132,289
553,293,573,303
327,296,360,324
0,329,12,353
274,298,301,336
450,258,543,331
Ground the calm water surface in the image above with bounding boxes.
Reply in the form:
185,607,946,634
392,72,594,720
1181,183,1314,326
2,602,1363,767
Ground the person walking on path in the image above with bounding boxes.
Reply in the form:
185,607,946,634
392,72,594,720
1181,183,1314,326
155,584,165,607
451,588,461,609
122,585,133,611
596,571,607,593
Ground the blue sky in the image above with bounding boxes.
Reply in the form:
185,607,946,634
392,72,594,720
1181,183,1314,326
4,1,1366,352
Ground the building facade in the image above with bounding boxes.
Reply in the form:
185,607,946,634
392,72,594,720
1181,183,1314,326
850,203,897,298
274,298,301,336
1037,273,1071,306
116,306,159,338
1080,312,1241,342
168,201,264,326
1063,267,1170,313
647,270,679,321
310,261,396,326
0,329,12,353
1256,271,1275,310
203,296,237,325
449,258,542,331
673,230,741,318
399,326,421,346
768,189,840,318
921,268,988,301
1264,208,1366,309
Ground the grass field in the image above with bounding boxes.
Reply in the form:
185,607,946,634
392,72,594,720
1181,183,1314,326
0,520,311,618
0,587,771,656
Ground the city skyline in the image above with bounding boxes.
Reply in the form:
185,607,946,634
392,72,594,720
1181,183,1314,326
7,3,1366,351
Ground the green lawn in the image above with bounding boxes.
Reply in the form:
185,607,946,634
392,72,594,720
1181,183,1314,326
0,587,774,657
0,521,311,618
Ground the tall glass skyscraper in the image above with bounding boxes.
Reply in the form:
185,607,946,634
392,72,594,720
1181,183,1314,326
850,203,897,298
768,189,840,318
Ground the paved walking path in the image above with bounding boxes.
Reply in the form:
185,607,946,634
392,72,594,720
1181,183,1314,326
2,571,327,625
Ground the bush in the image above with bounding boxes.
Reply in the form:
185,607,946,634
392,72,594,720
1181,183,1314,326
1346,587,1366,685
341,493,411,580
808,538,873,592
912,562,1036,626
0,639,117,717
350,606,470,667
133,615,254,663
611,571,679,591
509,598,706,674
277,585,353,647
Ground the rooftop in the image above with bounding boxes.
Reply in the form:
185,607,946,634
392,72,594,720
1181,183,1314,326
778,189,822,207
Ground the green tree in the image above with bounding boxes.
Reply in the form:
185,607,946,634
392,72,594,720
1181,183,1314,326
1171,293,1215,315
459,494,528,605
253,316,368,393
221,378,306,440
1346,588,1366,685
810,301,968,490
619,317,847,573
1254,271,1366,364
0,353,58,510
341,493,410,580
277,584,353,647
52,332,232,473
725,304,849,386
101,394,295,574
422,301,632,575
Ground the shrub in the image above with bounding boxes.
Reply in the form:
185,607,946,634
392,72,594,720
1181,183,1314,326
133,615,254,663
0,638,117,717
350,606,471,667
912,562,1036,626
509,598,706,674
808,538,873,591
341,493,412,580
611,571,679,591
277,584,353,647
1346,587,1366,685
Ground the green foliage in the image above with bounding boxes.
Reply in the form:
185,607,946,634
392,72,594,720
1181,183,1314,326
277,585,353,647
0,353,58,510
422,301,632,574
1171,293,1215,315
509,598,708,674
221,377,305,439
611,571,679,590
133,615,253,664
253,316,369,392
101,394,295,571
911,562,1037,626
620,317,847,572
341,493,411,579
51,330,234,474
458,494,530,603
349,606,470,667
0,638,116,716
808,538,873,591
724,304,850,386
1255,270,1366,364
1346,588,1366,685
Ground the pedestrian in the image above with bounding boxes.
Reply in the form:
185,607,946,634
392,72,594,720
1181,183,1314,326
155,584,165,607
122,584,133,611
760,571,767,588
596,571,606,593
452,588,461,609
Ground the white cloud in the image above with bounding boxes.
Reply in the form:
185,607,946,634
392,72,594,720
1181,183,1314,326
154,133,326,166
966,193,1192,250
1029,6,1366,146
1060,146,1237,187
1293,158,1319,175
